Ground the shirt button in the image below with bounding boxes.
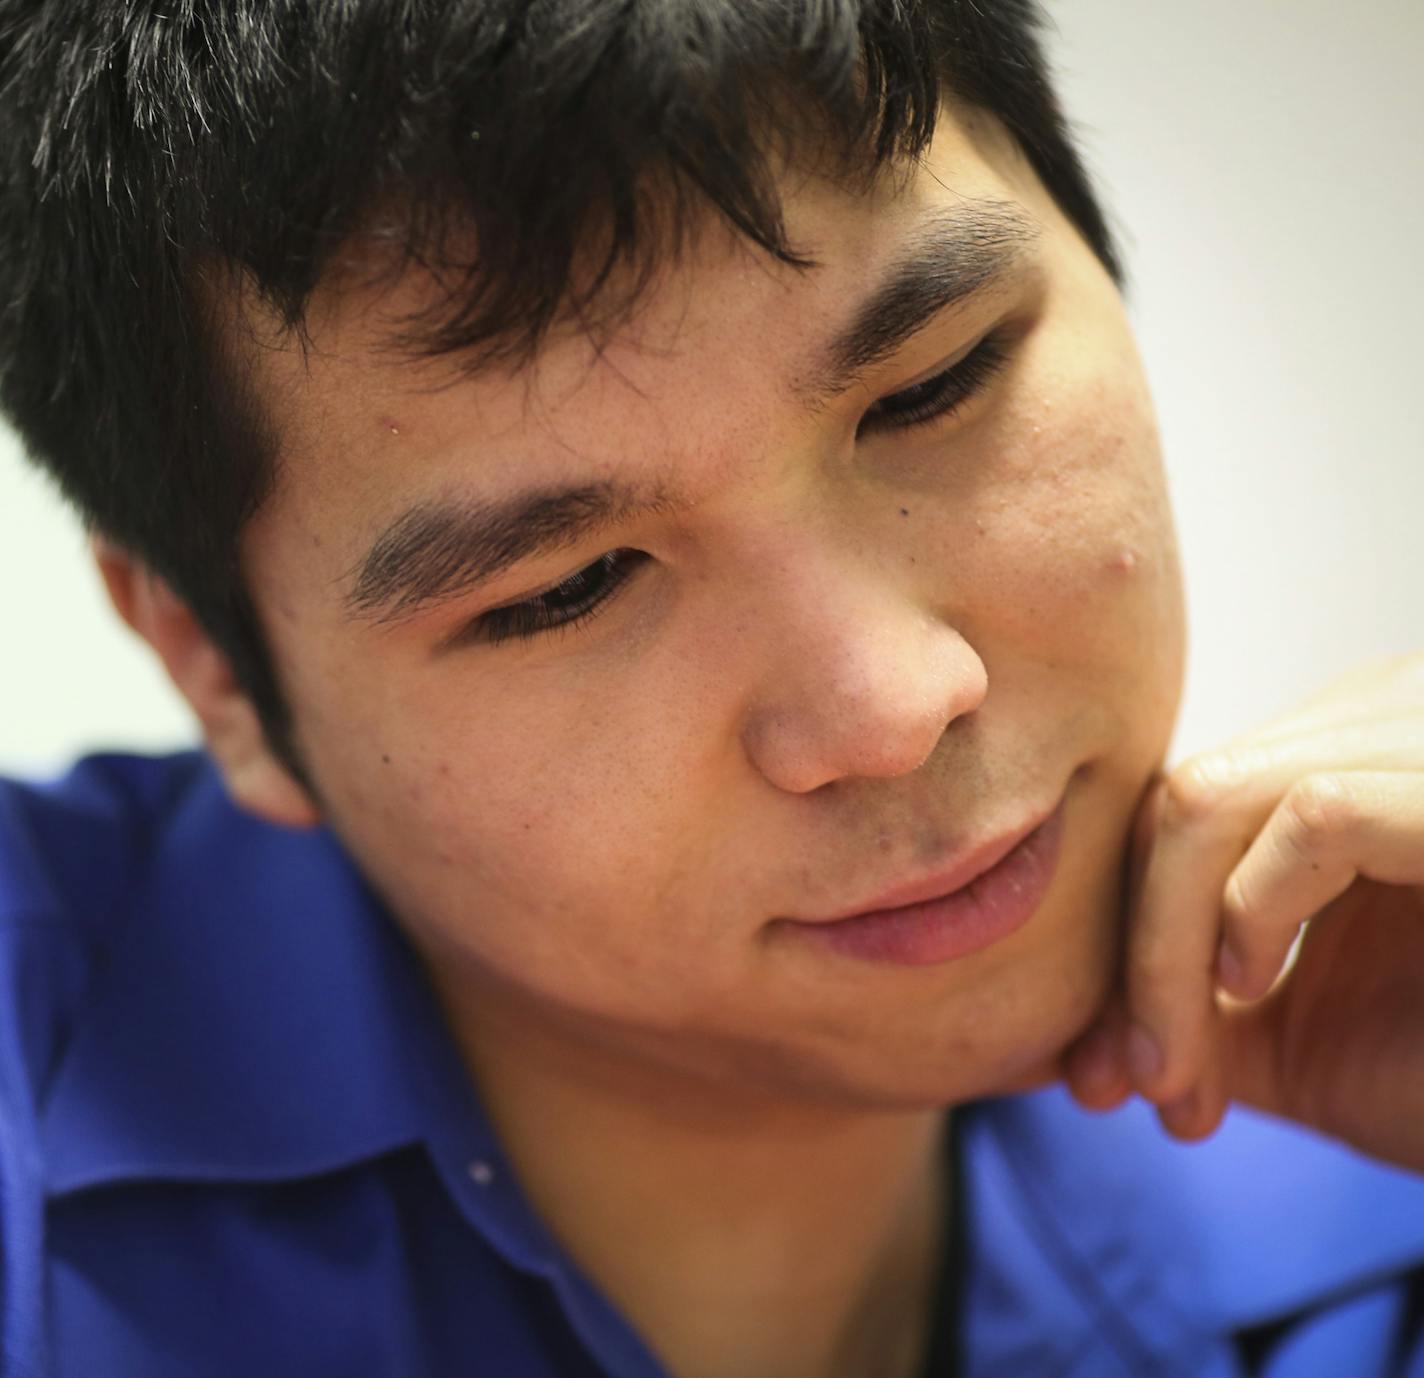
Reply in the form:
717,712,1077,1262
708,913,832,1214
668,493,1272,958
467,1159,495,1186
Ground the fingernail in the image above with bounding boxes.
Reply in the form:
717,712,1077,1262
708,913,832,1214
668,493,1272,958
1216,937,1244,993
1073,1026,1118,1091
1127,1023,1163,1087
1161,1088,1202,1133
1163,1087,1199,1119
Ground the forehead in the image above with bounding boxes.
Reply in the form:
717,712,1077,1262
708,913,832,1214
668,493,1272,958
239,105,1045,559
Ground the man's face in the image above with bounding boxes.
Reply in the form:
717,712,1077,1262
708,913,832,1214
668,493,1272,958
238,103,1185,1107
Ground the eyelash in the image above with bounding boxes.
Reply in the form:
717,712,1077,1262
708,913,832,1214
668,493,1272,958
475,549,650,647
468,330,1014,647
857,328,1014,437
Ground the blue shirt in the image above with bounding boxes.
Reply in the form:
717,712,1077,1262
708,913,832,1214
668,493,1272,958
2,752,1423,1378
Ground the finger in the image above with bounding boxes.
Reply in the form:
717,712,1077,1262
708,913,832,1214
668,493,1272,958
1230,654,1424,749
1123,764,1261,1104
1061,782,1156,1109
1063,999,1134,1112
1157,1014,1229,1142
1216,897,1424,1161
1285,653,1424,728
1218,771,1424,1001
1222,715,1424,767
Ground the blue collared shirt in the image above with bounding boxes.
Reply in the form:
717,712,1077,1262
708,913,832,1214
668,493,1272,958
2,752,1423,1377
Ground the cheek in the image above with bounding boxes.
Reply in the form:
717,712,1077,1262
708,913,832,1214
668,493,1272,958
308,678,714,994
340,720,657,883
966,376,1185,664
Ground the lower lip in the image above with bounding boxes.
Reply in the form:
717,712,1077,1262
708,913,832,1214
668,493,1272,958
784,802,1066,966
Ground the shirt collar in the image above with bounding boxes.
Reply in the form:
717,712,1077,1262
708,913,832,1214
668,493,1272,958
33,753,683,1374
35,755,1424,1350
39,759,450,1193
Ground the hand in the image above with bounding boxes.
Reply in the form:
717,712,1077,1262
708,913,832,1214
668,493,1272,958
1064,652,1424,1172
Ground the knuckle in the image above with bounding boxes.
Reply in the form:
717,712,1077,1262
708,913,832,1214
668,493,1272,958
1282,774,1355,854
1220,871,1257,929
1161,754,1244,827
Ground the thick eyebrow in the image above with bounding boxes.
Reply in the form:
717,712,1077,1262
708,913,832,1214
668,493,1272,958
346,482,676,624
348,201,1038,626
797,199,1040,405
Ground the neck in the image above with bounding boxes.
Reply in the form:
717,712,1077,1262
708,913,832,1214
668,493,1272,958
437,987,949,1378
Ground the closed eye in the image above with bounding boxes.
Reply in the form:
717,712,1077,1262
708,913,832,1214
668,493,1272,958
857,329,1014,437
448,548,650,649
445,330,1014,651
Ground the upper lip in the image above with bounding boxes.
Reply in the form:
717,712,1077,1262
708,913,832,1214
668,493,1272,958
790,797,1061,926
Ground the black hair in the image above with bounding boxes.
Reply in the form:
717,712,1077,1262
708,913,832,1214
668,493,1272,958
0,0,1121,770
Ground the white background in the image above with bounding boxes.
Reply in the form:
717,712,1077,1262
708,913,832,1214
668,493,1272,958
2,1,1420,776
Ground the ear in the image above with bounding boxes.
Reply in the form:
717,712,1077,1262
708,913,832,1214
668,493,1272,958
93,538,321,830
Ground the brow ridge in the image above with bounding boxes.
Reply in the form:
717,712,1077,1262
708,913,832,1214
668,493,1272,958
802,198,1039,403
347,483,663,623
347,200,1038,625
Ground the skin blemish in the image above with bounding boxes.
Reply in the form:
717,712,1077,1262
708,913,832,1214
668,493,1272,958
381,754,391,765
1109,547,1140,576
900,508,910,518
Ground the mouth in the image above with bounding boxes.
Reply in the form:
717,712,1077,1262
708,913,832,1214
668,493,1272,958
774,793,1067,967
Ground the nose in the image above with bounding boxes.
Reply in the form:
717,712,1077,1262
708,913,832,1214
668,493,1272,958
739,567,988,795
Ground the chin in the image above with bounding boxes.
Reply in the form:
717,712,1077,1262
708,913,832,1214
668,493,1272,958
788,991,1105,1112
862,905,1119,1109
